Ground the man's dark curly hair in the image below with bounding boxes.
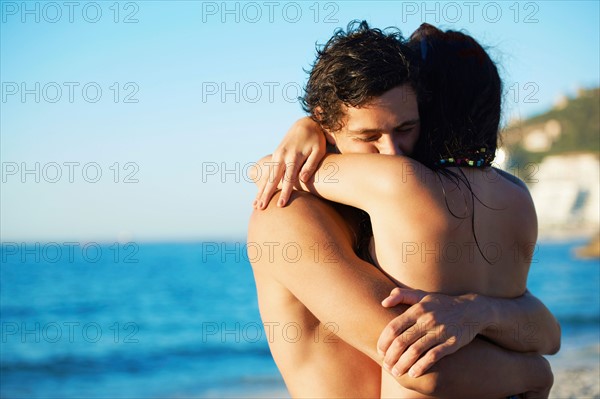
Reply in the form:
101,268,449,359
300,20,419,132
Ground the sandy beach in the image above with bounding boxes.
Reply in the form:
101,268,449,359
551,367,600,398
549,342,600,398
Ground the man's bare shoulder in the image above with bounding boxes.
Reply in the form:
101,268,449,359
251,190,338,218
248,191,354,246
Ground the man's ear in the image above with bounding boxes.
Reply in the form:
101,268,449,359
313,106,337,145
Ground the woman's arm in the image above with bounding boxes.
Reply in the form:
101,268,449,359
255,153,427,212
253,117,327,208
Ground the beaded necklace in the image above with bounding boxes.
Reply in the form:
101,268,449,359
435,147,494,168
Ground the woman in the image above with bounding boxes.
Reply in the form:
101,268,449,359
254,23,557,398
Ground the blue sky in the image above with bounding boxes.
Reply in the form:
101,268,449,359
1,0,599,242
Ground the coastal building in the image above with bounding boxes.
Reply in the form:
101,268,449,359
528,153,600,238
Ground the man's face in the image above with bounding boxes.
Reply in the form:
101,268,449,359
326,84,420,156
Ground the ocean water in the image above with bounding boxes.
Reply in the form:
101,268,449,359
1,240,598,398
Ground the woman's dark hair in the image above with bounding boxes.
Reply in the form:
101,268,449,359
409,24,503,264
301,20,419,132
408,23,502,168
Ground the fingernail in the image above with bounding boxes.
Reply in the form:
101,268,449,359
377,347,384,356
300,172,308,181
259,201,264,208
382,362,390,371
278,198,284,207
408,368,418,378
391,368,400,377
252,199,257,207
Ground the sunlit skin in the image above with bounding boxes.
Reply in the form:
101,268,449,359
288,150,543,398
249,85,557,398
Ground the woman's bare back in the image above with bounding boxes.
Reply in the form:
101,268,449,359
368,164,537,298
368,163,538,398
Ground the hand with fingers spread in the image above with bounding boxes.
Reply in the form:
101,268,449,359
253,117,326,210
377,287,485,379
248,154,281,196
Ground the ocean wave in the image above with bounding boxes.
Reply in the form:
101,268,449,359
558,314,600,326
1,344,273,376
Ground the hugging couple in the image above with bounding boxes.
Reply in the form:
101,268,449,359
248,21,559,398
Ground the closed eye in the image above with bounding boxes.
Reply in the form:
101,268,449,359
394,125,416,134
354,135,380,142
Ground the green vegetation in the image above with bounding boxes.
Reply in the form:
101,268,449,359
501,87,600,168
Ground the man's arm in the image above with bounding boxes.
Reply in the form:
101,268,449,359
256,153,561,355
477,290,561,354
376,288,560,379
379,287,561,357
249,191,552,396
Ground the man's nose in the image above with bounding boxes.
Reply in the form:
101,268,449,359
377,135,403,156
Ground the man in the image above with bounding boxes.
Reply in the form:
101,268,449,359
248,21,558,397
